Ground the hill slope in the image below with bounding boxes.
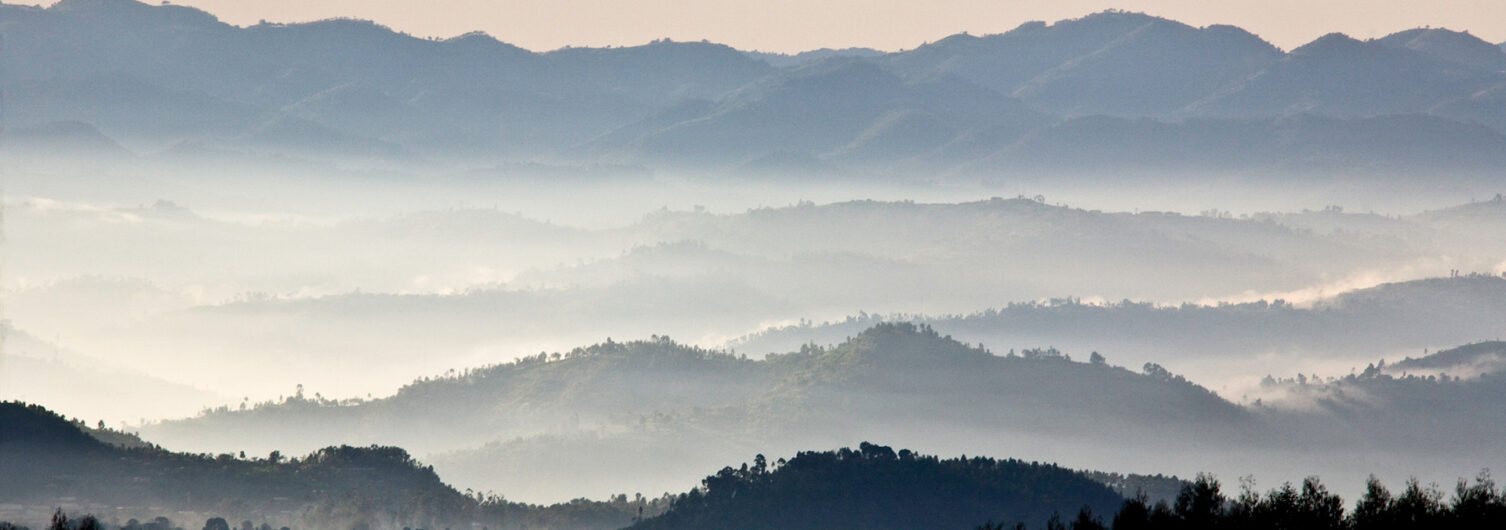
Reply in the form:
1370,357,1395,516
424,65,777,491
143,323,1253,501
0,402,641,530
630,443,1123,530
146,323,1248,453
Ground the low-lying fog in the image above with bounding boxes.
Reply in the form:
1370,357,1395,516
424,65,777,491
8,4,1506,515
5,154,1505,424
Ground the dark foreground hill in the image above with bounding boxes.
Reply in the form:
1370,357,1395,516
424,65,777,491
630,441,1506,530
10,412,1506,530
0,402,645,530
629,442,1122,530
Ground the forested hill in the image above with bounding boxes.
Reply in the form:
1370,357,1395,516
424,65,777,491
146,323,1247,458
142,323,1252,502
638,442,1506,530
1391,340,1506,372
146,336,775,454
732,275,1506,373
0,402,644,530
1255,340,1506,452
0,402,468,529
630,442,1123,530
753,322,1248,436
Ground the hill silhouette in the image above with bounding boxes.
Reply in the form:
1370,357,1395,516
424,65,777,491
735,275,1506,373
1006,14,1282,116
1185,32,1501,119
1391,341,1506,373
1375,28,1506,71
1255,340,1506,454
143,322,1257,501
0,402,644,530
147,323,1250,454
6,2,1506,176
0,402,469,529
629,442,1123,530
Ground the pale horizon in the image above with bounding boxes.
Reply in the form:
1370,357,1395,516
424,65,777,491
32,0,1506,53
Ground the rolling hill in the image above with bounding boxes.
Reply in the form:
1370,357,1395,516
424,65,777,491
133,319,1506,503
733,275,1506,390
141,323,1255,500
629,443,1123,530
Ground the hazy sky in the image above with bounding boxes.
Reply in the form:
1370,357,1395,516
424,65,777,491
149,0,1506,53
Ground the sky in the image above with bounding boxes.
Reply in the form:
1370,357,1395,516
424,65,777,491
146,0,1506,53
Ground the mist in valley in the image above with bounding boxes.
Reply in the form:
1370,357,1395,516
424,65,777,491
9,161,1506,506
5,2,1506,528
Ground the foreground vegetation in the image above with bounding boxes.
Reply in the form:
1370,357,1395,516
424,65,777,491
7,425,1504,530
987,472,1506,530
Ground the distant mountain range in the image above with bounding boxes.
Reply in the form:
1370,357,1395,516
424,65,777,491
6,0,1506,178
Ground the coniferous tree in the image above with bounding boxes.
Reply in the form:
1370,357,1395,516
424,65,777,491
1352,476,1396,530
1449,471,1506,528
47,510,67,530
1147,500,1179,528
1174,474,1225,528
1045,514,1067,530
1072,507,1108,530
1391,478,1446,527
1111,493,1152,530
1294,477,1345,530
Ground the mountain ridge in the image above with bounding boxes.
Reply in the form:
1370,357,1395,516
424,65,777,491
7,1,1506,176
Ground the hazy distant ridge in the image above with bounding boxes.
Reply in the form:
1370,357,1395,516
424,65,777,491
136,321,1506,502
6,1,1506,177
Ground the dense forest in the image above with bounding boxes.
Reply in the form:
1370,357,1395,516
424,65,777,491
628,442,1122,530
632,448,1506,530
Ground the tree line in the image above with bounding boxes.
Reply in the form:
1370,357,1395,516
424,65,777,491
987,472,1506,529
